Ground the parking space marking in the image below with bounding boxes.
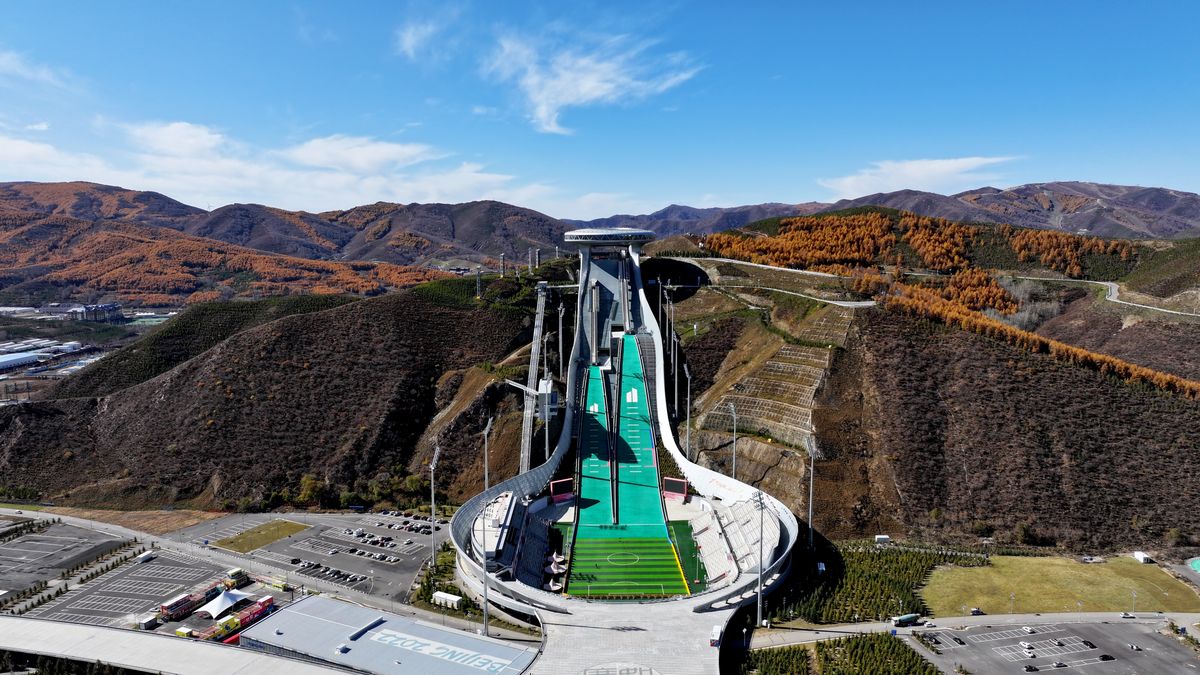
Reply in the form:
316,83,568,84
923,632,963,650
71,594,154,614
396,541,424,555
292,537,341,555
47,612,121,626
321,529,367,545
970,625,1063,643
189,520,261,546
129,564,210,582
101,578,181,597
253,550,299,566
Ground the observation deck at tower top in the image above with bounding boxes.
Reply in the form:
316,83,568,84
563,227,656,246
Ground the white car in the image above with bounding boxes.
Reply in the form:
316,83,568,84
1022,626,1036,634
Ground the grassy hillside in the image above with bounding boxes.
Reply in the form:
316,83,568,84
1123,237,1200,298
0,315,135,347
51,295,359,399
0,274,542,509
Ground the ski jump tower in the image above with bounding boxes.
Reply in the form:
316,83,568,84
449,227,799,671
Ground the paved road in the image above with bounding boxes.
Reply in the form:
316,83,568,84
674,256,844,279
750,611,1200,649
0,507,537,645
715,284,876,308
1014,276,1200,318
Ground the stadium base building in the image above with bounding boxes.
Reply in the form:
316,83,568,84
450,228,798,672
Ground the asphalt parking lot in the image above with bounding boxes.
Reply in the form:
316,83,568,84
163,510,447,602
254,511,447,601
0,522,122,600
24,550,225,628
915,620,1196,674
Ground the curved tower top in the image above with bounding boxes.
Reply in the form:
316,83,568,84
564,227,656,247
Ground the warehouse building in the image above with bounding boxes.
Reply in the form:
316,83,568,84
0,353,43,373
239,595,536,674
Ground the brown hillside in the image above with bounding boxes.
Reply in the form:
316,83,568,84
0,212,444,305
178,204,357,259
0,181,203,228
327,200,570,265
1036,295,1200,381
826,309,1200,550
0,282,536,509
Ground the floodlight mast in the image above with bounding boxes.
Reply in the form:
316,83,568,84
481,417,494,637
430,443,441,569
683,363,692,461
557,302,565,380
729,401,738,481
756,490,765,627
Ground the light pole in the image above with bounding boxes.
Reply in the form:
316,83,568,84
807,436,815,550
669,300,677,375
672,332,680,418
683,364,692,461
729,402,737,481
430,443,441,569
481,417,494,637
755,490,765,628
658,279,664,329
557,302,565,380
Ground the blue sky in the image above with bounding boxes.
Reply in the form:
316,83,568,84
1,1,1197,219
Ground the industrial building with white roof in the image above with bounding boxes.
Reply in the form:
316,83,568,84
239,595,538,675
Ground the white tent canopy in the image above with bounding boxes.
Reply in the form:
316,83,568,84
196,589,253,619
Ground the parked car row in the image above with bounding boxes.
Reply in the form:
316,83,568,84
292,559,367,584
347,547,401,564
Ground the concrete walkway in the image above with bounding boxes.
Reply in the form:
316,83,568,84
532,600,734,675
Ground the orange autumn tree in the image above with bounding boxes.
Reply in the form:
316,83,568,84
1000,224,1134,278
898,214,980,271
703,212,896,270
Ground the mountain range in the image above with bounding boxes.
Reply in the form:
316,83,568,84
2,179,1199,305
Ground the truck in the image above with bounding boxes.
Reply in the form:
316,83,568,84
709,625,723,647
134,550,157,564
891,614,920,627
160,593,203,621
225,568,250,588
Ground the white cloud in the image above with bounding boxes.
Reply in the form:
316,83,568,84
0,48,67,88
818,156,1018,199
396,20,440,60
484,33,700,134
395,6,463,62
125,121,227,157
471,105,498,116
0,124,588,214
282,134,442,173
23,122,49,131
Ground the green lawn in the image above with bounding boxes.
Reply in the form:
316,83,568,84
669,520,707,593
0,503,43,511
922,555,1200,616
215,519,309,553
